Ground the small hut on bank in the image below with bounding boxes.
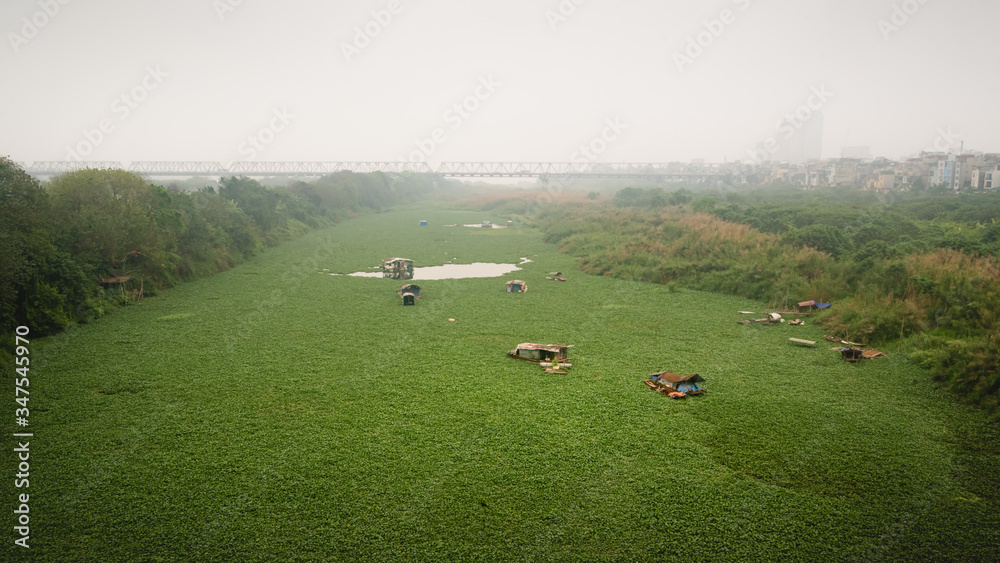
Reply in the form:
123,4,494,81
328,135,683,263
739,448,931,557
506,280,527,293
381,258,414,280
398,284,420,306
507,343,571,363
644,372,707,397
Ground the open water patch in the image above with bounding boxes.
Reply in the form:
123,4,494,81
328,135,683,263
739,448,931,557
333,261,526,280
442,224,508,229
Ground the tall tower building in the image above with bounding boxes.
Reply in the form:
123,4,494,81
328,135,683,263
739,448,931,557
800,110,824,162
775,111,824,163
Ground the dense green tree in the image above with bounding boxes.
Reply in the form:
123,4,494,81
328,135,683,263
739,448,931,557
218,176,284,234
47,169,178,284
613,187,675,208
0,159,102,334
1,166,442,342
691,196,716,214
0,158,51,332
668,188,692,206
782,224,851,258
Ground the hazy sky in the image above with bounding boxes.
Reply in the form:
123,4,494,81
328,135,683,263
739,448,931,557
3,0,998,166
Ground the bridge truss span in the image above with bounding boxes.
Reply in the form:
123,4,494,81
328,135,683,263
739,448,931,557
227,161,435,176
19,160,737,180
128,161,229,176
27,161,125,176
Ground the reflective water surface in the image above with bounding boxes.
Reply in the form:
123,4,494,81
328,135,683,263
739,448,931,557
335,261,525,280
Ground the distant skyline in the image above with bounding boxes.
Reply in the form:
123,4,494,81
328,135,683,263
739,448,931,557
3,0,998,166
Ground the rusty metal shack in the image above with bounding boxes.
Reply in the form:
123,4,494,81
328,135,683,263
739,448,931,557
507,343,571,363
398,284,420,305
506,280,527,293
644,372,707,397
381,258,414,280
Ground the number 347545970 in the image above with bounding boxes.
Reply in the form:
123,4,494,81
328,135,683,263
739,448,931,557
15,326,30,417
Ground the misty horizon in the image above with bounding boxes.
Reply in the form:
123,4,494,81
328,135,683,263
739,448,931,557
3,0,998,166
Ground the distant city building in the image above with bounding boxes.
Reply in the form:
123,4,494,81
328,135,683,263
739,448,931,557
957,155,980,190
970,164,1000,190
801,111,824,162
743,147,993,190
930,154,982,190
934,157,957,189
804,161,827,187
841,146,872,159
829,159,859,186
866,172,896,192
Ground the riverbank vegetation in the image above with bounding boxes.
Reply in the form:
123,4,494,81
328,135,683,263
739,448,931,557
7,209,997,561
0,157,438,342
530,186,1000,415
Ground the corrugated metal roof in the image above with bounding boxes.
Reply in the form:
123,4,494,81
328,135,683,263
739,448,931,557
650,371,705,383
514,343,570,352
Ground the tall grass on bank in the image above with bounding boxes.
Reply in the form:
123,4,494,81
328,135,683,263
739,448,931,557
541,205,846,306
535,202,1000,416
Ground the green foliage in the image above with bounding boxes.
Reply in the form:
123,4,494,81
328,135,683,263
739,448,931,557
46,168,180,285
0,157,50,331
612,187,695,209
668,188,693,205
0,162,445,340
24,280,71,334
614,186,659,207
910,332,1000,414
538,188,1000,415
690,196,716,213
6,209,997,561
783,224,852,258
219,175,285,234
541,203,837,304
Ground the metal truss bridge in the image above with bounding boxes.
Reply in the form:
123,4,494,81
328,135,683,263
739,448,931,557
21,161,735,180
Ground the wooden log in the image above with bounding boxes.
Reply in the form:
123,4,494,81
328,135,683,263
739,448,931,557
789,338,816,347
824,335,865,347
